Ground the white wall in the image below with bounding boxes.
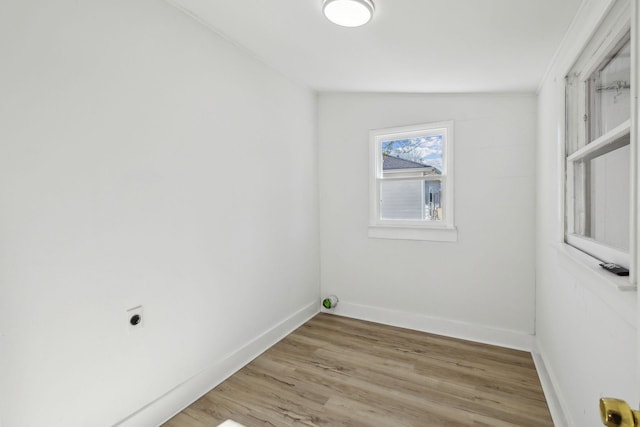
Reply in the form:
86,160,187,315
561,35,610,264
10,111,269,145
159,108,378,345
0,1,319,425
536,0,638,425
318,93,537,348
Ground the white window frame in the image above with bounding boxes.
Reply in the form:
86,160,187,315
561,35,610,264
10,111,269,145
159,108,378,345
368,121,457,242
562,0,636,286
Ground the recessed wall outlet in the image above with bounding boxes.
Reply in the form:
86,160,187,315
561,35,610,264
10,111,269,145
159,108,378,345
126,305,144,332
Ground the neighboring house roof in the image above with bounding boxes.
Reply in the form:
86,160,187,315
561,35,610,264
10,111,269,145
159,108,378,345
383,155,441,174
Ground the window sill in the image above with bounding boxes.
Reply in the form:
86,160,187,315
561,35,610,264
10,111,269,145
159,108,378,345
367,225,458,242
557,243,635,291
555,243,636,327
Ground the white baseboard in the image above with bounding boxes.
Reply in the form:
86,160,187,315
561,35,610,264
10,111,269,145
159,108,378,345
322,301,535,351
532,350,572,427
114,301,319,427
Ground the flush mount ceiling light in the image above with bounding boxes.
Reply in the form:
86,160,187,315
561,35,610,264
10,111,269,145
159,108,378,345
322,0,375,27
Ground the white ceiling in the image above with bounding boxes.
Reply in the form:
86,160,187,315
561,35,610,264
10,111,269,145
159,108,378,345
168,0,583,93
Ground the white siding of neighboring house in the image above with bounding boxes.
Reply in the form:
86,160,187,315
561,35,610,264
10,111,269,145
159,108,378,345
380,180,424,220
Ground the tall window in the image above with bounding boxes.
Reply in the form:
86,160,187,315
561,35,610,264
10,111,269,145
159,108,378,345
564,0,633,273
369,121,456,241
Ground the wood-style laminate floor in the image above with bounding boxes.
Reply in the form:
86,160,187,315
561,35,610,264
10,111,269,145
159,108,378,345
164,314,553,427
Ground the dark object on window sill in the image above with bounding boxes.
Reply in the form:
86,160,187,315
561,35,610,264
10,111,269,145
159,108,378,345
599,263,629,276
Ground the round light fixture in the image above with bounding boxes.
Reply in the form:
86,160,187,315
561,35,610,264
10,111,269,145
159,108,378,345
322,0,375,28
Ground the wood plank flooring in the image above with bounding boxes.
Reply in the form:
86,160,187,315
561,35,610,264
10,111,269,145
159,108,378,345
163,314,553,427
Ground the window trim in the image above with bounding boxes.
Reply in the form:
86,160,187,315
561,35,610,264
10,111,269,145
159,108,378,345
368,120,457,242
561,0,637,286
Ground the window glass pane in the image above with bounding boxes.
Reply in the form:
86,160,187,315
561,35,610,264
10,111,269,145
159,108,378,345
565,76,582,155
425,180,442,221
572,142,630,251
590,144,630,251
573,159,588,236
380,179,442,221
588,37,631,141
381,135,443,175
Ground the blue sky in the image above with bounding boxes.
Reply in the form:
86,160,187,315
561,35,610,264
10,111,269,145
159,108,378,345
381,135,443,171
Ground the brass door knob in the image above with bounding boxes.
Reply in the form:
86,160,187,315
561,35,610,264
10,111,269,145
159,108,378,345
600,398,640,427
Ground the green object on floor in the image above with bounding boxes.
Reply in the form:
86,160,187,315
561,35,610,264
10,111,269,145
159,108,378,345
322,295,338,309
